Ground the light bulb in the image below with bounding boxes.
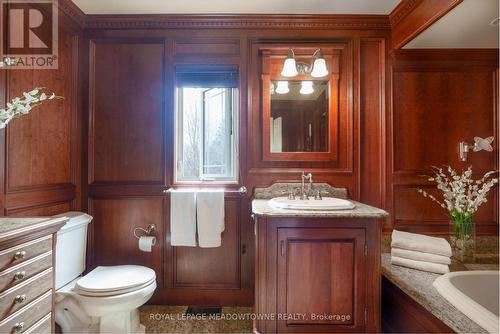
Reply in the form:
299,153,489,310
311,57,328,78
300,81,314,95
275,81,289,94
281,50,298,77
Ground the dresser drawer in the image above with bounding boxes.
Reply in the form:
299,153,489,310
24,313,51,334
0,236,52,272
0,252,52,293
0,268,52,320
0,290,52,334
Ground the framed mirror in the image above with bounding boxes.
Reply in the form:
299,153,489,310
261,47,340,161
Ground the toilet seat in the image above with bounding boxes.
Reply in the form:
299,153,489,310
74,265,156,297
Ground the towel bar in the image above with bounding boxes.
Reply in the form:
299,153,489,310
162,186,247,195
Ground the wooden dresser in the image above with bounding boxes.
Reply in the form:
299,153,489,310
0,217,67,334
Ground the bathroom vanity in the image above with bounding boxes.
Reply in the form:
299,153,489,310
252,183,388,333
0,217,68,334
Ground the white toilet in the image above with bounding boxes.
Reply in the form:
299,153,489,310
53,212,157,333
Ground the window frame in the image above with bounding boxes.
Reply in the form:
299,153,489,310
174,86,239,184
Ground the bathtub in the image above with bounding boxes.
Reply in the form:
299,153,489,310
433,271,499,333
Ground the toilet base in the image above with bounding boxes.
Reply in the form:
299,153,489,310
56,295,146,334
99,309,144,334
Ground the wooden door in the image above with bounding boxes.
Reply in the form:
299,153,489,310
277,228,366,333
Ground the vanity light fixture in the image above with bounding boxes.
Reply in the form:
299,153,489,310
300,81,314,95
281,49,328,78
275,81,289,94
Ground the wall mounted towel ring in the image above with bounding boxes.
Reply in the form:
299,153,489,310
133,224,156,239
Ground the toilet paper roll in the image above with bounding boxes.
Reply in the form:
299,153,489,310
138,236,156,252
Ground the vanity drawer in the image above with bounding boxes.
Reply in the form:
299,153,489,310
24,313,51,334
0,291,52,334
0,236,52,271
0,252,52,293
0,268,52,320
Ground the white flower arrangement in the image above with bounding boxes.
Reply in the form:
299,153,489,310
0,87,62,129
418,166,498,241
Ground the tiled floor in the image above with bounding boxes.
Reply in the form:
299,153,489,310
140,306,253,333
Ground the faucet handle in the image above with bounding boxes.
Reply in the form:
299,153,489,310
314,190,322,200
287,188,296,200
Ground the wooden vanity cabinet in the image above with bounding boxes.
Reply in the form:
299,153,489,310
254,216,381,333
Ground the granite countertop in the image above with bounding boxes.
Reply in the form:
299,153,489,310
0,217,68,243
382,253,498,334
252,199,388,218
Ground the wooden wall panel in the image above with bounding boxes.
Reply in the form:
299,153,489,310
387,50,499,235
360,39,385,209
89,41,165,184
172,198,240,289
393,71,495,172
0,8,83,216
89,197,165,280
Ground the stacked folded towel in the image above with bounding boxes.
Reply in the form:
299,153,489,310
391,229,452,274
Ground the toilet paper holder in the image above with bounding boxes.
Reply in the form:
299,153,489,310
133,224,156,239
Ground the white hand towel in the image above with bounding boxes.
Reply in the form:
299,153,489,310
391,247,451,265
196,190,225,248
170,191,197,247
391,256,450,274
391,229,452,257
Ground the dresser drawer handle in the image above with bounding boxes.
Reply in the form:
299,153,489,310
12,322,24,333
13,271,26,281
14,294,26,304
13,251,26,260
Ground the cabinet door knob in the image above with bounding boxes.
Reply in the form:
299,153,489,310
14,294,26,304
12,322,24,332
13,271,26,280
13,251,26,260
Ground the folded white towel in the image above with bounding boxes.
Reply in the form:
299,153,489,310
391,229,452,257
196,190,225,248
391,256,450,274
391,247,451,265
170,191,197,247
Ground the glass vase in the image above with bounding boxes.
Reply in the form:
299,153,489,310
449,211,475,263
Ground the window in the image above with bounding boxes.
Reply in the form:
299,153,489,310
175,65,238,183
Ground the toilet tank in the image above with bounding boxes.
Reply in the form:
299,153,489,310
53,212,93,290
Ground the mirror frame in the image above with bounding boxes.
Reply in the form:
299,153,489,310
261,47,340,161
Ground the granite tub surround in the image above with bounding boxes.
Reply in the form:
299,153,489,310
382,253,493,333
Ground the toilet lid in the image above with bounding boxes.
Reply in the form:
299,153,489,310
75,265,156,295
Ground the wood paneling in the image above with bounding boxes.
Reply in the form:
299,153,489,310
89,41,165,184
0,7,83,216
387,49,499,235
390,0,463,49
172,198,240,289
382,276,454,333
89,198,165,279
360,39,385,208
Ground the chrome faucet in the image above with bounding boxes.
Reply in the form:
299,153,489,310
300,171,313,200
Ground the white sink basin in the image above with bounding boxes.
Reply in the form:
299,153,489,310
268,197,355,211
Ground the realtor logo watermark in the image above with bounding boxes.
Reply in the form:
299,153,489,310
0,0,58,69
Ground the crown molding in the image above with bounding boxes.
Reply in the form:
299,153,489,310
389,0,421,28
58,0,86,27
83,14,391,30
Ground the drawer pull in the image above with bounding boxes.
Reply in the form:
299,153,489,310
12,322,24,333
14,294,26,304
13,251,26,260
13,271,26,280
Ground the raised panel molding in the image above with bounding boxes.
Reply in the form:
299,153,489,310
88,40,166,184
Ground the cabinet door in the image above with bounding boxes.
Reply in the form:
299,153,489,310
277,228,366,333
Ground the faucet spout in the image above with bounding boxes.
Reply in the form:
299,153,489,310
300,171,313,200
